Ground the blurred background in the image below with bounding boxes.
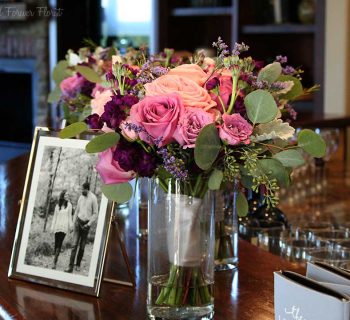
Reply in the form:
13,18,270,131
0,0,349,162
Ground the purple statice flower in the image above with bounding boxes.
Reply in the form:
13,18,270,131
157,148,188,181
275,55,288,64
284,104,298,121
152,66,169,77
250,77,269,90
270,81,290,91
212,37,229,58
205,77,220,90
124,122,163,146
85,113,103,129
282,66,296,75
232,42,249,56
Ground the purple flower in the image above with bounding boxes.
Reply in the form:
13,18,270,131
113,139,157,177
101,96,127,129
282,66,296,75
234,95,246,116
275,55,288,64
86,113,103,129
205,77,220,90
122,94,139,107
137,150,157,177
113,140,139,172
106,71,115,81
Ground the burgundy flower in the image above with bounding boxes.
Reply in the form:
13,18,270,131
137,150,157,177
205,77,220,90
113,140,139,172
86,113,103,129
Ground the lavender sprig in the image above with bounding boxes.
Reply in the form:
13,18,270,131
157,148,188,181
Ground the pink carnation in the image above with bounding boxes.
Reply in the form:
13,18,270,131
173,107,215,148
219,113,253,145
96,147,136,184
130,93,184,147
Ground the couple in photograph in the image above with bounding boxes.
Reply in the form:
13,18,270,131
50,182,98,273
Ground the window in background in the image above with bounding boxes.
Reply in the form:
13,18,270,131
101,0,156,53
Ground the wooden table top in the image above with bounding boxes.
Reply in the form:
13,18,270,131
0,154,306,320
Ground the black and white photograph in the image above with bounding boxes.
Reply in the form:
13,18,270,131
9,130,111,295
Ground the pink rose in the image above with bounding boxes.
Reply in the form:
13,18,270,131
91,89,113,116
219,113,253,145
145,75,216,111
60,74,86,98
168,64,207,86
173,107,215,148
96,147,136,184
130,93,184,147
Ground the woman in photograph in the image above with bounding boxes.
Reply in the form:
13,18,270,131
50,190,73,269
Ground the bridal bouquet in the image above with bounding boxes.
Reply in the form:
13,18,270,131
52,38,326,311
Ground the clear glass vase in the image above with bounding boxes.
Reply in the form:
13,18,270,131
214,181,239,271
147,178,215,320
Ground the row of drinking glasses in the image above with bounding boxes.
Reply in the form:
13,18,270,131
240,221,350,269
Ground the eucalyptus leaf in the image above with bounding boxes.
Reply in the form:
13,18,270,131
278,75,303,100
76,65,102,83
257,62,282,83
53,60,69,85
236,192,248,217
241,175,253,189
58,121,88,139
244,89,278,124
298,129,326,158
101,182,133,203
208,169,224,190
259,158,290,187
86,132,120,153
78,106,93,122
273,149,305,168
194,124,221,170
47,86,62,103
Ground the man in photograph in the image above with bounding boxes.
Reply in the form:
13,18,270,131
65,182,98,273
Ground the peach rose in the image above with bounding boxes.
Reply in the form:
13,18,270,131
145,75,216,111
168,64,207,86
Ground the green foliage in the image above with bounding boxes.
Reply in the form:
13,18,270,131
257,62,282,83
208,169,224,190
236,192,248,217
47,86,62,103
278,75,303,100
75,65,102,83
194,124,221,170
244,89,278,124
259,158,290,187
52,60,70,85
59,122,88,139
298,129,327,158
273,149,305,168
101,182,133,203
86,132,120,153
